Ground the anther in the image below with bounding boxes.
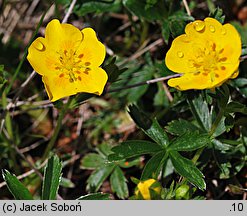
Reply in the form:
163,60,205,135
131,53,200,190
78,54,84,58
219,57,227,62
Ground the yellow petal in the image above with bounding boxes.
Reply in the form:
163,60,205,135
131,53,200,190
165,34,200,73
168,73,212,90
42,67,108,102
27,37,55,76
45,19,83,51
76,28,106,66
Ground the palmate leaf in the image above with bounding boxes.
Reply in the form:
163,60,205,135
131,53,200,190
2,170,33,200
110,166,129,199
42,155,62,200
108,140,162,161
169,151,206,190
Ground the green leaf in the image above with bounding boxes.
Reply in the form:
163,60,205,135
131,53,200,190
119,158,141,168
169,18,186,38
2,170,33,200
128,105,169,147
87,165,115,192
145,119,170,147
77,193,110,200
225,102,247,115
165,119,199,136
108,140,162,161
209,7,225,23
168,132,210,151
80,153,105,170
188,94,211,132
110,166,129,199
60,177,75,188
161,20,170,44
213,117,226,137
75,0,121,16
42,155,63,200
103,57,127,83
141,151,165,180
231,78,247,98
167,12,194,38
128,104,152,130
169,151,206,190
231,21,247,46
123,0,168,21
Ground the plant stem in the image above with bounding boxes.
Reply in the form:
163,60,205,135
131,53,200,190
192,147,205,164
107,74,181,93
209,108,224,136
42,98,72,160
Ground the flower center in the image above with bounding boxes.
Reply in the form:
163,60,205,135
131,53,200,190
54,49,91,82
188,41,227,79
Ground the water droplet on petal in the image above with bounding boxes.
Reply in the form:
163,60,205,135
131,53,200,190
221,28,226,35
177,51,184,58
34,40,45,51
209,25,215,33
193,21,205,32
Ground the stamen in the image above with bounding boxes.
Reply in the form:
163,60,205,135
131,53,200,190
85,62,91,66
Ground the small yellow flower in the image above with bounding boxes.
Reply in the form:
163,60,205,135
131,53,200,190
135,179,161,200
27,19,107,102
165,18,241,90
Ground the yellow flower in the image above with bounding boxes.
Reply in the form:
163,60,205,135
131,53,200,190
135,179,161,200
165,18,241,90
27,19,107,102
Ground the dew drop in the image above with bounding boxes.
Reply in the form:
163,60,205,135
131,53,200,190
209,25,215,33
177,51,184,58
34,41,45,51
193,21,205,32
221,28,226,35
